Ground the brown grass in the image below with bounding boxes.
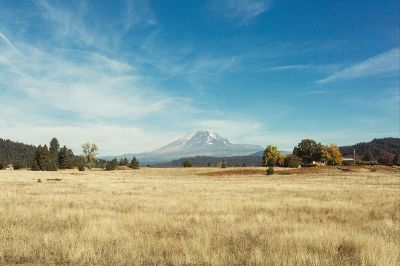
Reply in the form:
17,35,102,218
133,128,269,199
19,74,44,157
0,167,399,265
199,167,323,176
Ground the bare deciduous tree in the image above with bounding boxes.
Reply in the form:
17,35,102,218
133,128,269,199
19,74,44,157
81,143,98,169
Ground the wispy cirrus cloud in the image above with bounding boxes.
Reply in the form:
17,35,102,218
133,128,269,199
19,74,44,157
210,0,273,25
123,0,157,31
317,48,400,84
267,64,310,71
0,31,20,53
0,28,200,154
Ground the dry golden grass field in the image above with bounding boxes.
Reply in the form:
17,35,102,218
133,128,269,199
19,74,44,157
0,167,399,265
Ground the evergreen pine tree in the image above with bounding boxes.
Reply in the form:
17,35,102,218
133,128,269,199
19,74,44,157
35,145,51,171
183,160,192,168
129,157,140,169
31,160,40,171
106,158,119,171
58,146,75,169
49,138,60,170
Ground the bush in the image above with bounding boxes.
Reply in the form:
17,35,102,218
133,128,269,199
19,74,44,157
183,160,192,167
266,167,274,175
0,163,3,170
78,164,85,171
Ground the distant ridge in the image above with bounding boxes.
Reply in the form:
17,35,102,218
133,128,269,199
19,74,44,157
340,138,400,160
155,155,263,167
0,138,36,168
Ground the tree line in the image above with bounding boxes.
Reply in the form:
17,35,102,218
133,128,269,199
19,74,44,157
263,138,400,167
0,138,36,169
262,139,344,168
1,136,398,170
340,138,400,165
32,138,82,171
104,157,140,170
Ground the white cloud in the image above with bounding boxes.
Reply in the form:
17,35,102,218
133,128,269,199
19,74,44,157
211,0,273,24
192,119,264,144
0,124,176,155
317,48,400,84
0,31,21,54
267,64,310,71
0,41,179,119
123,0,158,30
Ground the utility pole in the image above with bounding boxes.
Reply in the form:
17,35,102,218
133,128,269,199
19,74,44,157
353,149,356,165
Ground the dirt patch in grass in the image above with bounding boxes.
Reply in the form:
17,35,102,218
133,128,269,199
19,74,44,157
199,169,265,176
277,167,322,175
46,178,62,181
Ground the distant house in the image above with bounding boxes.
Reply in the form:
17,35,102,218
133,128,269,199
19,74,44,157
6,164,14,170
342,158,355,165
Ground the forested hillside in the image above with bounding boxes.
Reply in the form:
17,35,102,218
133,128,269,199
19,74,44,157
340,138,400,164
0,138,36,169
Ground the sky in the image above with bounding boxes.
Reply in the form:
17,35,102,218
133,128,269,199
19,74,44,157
0,0,399,155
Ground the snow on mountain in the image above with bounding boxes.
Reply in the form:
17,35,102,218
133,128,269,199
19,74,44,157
103,129,263,163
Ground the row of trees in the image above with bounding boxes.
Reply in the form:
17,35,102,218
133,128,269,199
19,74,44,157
32,138,79,171
31,138,142,171
182,159,227,168
263,139,344,168
105,157,140,170
32,139,99,171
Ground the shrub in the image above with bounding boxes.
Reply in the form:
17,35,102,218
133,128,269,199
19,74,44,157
78,164,85,171
0,163,3,170
183,160,192,168
266,167,274,175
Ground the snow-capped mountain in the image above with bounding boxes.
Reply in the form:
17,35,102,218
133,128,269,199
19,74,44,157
104,129,263,163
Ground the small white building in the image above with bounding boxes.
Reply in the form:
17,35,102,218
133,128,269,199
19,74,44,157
342,158,355,165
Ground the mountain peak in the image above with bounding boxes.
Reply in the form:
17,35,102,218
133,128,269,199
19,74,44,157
180,129,234,145
103,130,264,163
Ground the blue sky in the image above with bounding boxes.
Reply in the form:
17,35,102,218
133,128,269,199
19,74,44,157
0,0,399,155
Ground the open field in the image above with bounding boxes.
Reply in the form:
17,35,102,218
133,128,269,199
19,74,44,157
1,167,399,265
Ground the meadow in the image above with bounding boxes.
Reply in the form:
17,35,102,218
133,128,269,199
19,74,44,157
0,167,399,265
